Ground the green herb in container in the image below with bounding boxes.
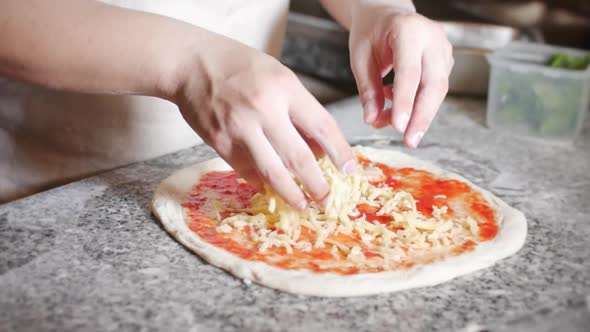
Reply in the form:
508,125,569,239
486,42,590,142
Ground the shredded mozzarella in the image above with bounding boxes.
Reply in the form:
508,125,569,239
215,155,481,266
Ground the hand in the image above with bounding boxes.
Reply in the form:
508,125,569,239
0,0,353,209
348,0,454,147
176,34,355,209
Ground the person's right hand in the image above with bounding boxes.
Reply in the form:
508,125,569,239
0,0,351,208
175,33,355,209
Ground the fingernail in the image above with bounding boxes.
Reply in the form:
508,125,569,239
342,159,357,175
408,131,424,148
297,200,308,210
319,191,331,208
396,112,410,132
363,101,377,124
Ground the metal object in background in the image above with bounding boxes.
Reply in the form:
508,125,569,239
450,0,590,50
445,22,525,95
281,13,354,89
452,0,547,28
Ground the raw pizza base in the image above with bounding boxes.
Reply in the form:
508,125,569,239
151,146,527,297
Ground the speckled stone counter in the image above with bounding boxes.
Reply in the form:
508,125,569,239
1,97,589,332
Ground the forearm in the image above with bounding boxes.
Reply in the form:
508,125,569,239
0,0,209,101
319,0,415,29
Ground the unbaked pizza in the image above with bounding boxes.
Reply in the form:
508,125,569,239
152,146,526,297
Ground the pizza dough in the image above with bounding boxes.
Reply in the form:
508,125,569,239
151,146,527,297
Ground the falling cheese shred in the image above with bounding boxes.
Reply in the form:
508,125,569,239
216,155,480,267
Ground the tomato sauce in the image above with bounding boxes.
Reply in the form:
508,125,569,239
356,203,391,224
183,156,499,275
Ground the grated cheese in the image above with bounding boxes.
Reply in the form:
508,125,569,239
215,155,481,266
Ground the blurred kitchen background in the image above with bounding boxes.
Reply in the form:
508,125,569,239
283,0,590,103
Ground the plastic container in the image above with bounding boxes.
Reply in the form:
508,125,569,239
486,42,590,142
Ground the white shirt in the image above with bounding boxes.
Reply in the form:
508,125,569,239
0,0,290,202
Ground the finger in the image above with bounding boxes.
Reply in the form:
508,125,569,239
263,113,330,202
404,53,449,148
230,161,264,193
390,36,423,133
242,127,309,209
289,87,356,175
233,166,264,193
350,42,384,125
297,130,326,160
215,141,265,193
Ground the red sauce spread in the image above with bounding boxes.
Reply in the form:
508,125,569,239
182,155,499,275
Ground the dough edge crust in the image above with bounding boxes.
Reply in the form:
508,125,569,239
151,146,527,297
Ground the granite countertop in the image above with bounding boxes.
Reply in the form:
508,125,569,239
1,97,589,332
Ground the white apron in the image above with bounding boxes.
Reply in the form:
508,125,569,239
0,0,289,202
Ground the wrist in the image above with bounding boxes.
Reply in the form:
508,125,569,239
154,27,214,106
167,27,247,111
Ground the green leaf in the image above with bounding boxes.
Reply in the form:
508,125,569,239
547,53,590,70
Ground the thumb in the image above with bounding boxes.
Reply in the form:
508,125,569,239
350,43,384,125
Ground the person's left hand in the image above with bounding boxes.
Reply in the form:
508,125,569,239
348,0,454,147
